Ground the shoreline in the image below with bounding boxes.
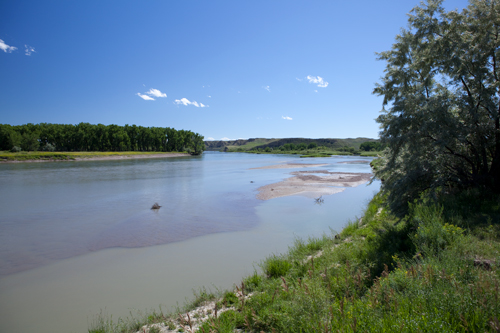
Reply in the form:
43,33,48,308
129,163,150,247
0,152,191,163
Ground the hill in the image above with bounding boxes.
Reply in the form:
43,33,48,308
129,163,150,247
204,137,378,151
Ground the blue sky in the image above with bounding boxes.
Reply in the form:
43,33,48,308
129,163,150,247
1,0,469,140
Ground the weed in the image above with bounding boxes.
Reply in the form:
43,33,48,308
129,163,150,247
264,255,292,278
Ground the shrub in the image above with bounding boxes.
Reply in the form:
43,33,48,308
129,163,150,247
264,255,292,278
410,204,464,255
243,272,263,292
42,143,56,151
10,146,22,152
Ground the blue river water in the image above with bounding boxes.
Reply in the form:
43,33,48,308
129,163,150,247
0,152,379,332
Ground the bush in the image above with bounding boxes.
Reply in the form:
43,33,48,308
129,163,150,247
243,272,263,292
410,204,464,255
264,255,292,278
42,143,56,151
10,146,22,152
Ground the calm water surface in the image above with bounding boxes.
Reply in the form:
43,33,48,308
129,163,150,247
0,152,379,333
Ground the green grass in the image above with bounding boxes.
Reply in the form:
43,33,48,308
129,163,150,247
228,148,355,157
360,150,382,157
0,151,188,162
300,153,333,158
88,190,500,333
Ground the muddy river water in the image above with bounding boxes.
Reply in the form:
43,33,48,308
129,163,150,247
0,152,380,332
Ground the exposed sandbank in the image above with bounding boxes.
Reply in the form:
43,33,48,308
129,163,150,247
0,153,190,163
73,153,190,162
255,164,372,200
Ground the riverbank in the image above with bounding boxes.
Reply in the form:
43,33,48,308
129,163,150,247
0,151,190,163
90,188,500,332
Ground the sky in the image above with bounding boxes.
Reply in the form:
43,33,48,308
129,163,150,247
0,0,470,141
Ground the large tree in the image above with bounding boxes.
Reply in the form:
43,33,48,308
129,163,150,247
374,0,500,215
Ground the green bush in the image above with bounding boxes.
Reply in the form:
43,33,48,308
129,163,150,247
221,291,238,307
42,143,56,151
243,272,263,292
411,204,464,255
264,255,292,278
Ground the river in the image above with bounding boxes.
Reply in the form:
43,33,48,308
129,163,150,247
0,152,380,332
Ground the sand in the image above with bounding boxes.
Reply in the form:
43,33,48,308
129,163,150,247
1,153,190,163
256,169,372,200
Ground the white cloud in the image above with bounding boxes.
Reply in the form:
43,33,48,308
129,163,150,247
306,75,329,88
206,137,215,141
296,77,303,81
207,95,211,98
263,85,270,92
0,39,17,53
220,137,231,141
175,98,191,106
315,90,318,93
282,116,293,120
174,98,208,107
24,45,35,56
137,93,155,100
147,88,166,98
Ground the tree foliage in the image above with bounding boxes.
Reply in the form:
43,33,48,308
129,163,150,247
374,0,500,215
0,123,204,154
359,141,383,151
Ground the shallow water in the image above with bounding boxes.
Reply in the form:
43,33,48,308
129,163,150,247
0,152,379,333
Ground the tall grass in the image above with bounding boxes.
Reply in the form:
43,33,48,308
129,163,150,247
89,191,500,332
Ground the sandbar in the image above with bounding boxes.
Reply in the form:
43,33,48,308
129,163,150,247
256,170,372,200
0,153,190,163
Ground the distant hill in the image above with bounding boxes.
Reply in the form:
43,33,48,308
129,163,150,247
204,137,378,151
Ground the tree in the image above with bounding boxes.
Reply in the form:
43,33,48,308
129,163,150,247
190,133,205,155
297,143,307,150
374,0,500,215
360,141,381,151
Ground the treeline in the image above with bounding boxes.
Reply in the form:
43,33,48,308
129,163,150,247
359,141,385,152
242,141,381,154
0,123,205,154
204,138,379,151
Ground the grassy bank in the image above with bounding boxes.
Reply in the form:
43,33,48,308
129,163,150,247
0,151,189,162
89,189,500,333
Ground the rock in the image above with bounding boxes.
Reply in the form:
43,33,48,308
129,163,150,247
151,203,162,210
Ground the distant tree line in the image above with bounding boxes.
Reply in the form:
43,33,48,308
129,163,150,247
359,141,385,152
245,141,382,154
0,123,205,154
